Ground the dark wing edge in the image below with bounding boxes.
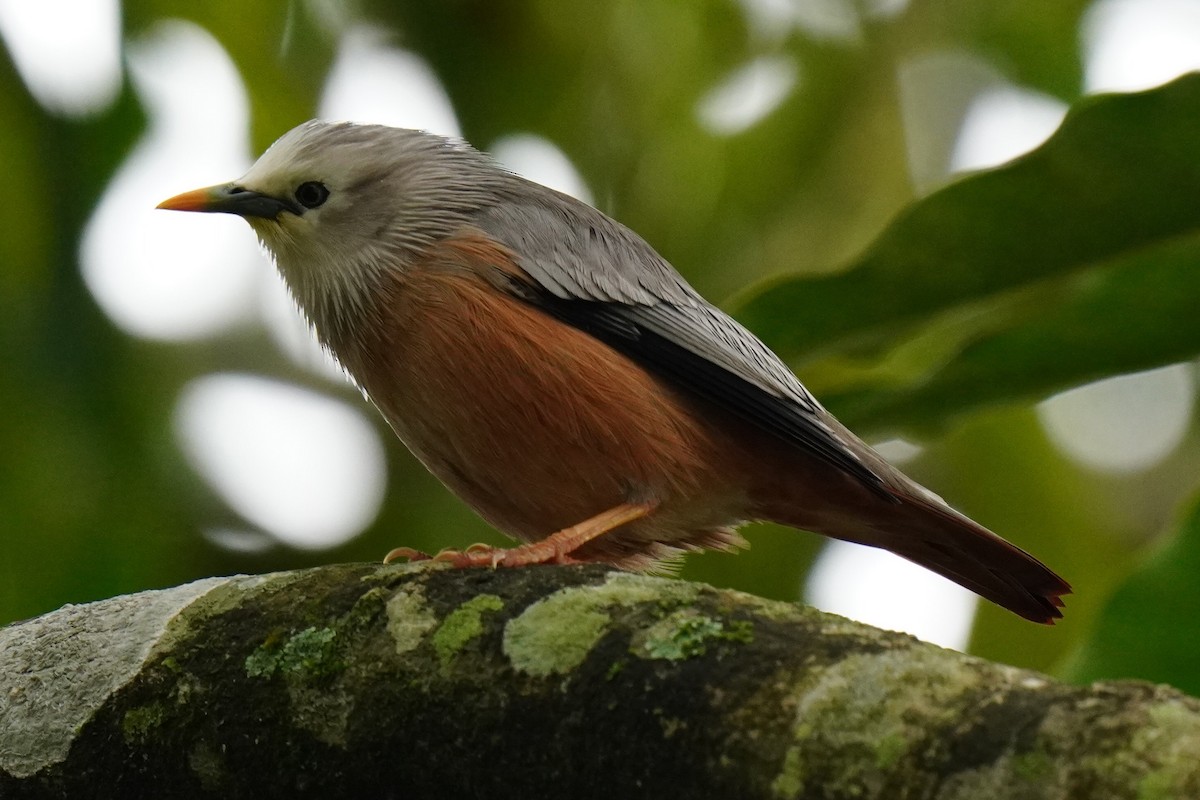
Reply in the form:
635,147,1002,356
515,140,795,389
499,275,894,501
471,193,892,501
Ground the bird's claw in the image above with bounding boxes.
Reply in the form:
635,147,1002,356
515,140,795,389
385,538,591,569
382,546,433,564
433,544,505,568
384,543,509,568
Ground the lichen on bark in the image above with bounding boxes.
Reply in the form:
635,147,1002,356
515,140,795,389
1,562,1198,800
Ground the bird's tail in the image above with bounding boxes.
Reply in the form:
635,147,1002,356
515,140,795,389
766,481,1070,624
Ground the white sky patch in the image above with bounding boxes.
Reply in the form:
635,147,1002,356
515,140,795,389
896,51,1001,194
870,437,924,465
786,0,860,40
863,0,911,19
1083,0,1200,93
0,0,121,117
491,134,594,205
735,0,798,40
202,527,277,555
319,25,461,136
697,55,799,136
950,85,1068,173
806,540,978,650
175,373,387,550
735,0,861,42
1038,363,1194,474
80,20,261,341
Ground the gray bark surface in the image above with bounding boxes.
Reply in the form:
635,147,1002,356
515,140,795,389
1,562,1197,799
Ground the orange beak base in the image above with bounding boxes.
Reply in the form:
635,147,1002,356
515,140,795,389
157,183,297,219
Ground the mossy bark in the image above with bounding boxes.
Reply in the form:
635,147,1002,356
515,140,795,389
1,563,1197,799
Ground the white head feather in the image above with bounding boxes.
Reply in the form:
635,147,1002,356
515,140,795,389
233,120,507,345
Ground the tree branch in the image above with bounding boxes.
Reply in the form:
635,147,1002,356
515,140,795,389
2,563,1197,799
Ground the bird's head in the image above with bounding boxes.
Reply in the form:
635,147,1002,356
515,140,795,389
158,120,505,342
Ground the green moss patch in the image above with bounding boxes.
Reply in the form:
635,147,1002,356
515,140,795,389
432,594,505,669
245,626,342,681
635,611,754,661
504,572,699,678
121,702,168,745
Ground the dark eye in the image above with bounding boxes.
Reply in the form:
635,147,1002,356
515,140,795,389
294,181,330,210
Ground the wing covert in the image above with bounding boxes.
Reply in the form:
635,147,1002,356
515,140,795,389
471,183,891,498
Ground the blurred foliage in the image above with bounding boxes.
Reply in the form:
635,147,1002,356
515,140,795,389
738,74,1200,433
2,0,1199,692
1065,487,1200,696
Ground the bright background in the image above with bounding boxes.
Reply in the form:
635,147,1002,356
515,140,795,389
3,0,1200,690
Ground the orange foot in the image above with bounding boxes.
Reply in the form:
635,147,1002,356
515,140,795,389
385,541,586,568
382,501,657,569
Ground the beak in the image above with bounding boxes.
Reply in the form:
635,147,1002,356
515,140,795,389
157,183,299,219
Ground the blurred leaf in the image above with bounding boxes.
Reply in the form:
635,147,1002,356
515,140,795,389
736,72,1200,432
831,232,1200,432
386,0,914,300
680,522,823,604
1064,488,1200,695
899,0,1090,97
0,40,211,622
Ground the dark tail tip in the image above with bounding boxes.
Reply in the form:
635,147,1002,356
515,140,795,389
876,487,1072,625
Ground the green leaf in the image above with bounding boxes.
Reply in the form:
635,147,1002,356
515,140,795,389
735,73,1200,432
832,232,1200,431
1064,489,1200,695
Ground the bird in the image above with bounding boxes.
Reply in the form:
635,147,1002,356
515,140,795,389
158,120,1070,623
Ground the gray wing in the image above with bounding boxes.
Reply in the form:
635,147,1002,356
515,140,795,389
472,185,890,497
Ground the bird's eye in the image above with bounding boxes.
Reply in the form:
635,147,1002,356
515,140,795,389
294,181,330,210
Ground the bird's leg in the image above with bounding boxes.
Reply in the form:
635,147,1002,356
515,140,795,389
385,501,657,568
444,501,658,567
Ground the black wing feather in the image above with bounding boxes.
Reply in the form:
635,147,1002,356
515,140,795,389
506,282,892,500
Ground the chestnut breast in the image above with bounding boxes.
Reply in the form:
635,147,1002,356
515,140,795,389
334,232,751,545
